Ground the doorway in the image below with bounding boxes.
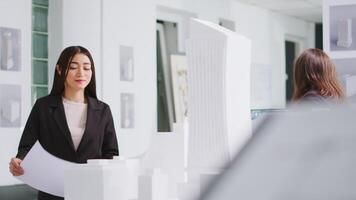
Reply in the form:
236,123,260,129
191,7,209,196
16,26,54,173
285,40,297,101
156,20,179,132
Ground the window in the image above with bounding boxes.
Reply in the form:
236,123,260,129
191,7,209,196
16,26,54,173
31,0,49,104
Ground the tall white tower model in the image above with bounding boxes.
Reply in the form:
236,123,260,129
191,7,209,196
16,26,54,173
186,19,252,173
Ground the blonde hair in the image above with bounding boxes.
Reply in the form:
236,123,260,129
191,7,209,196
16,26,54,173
292,48,344,101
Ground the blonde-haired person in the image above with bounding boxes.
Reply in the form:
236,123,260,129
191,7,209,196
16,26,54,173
293,48,345,104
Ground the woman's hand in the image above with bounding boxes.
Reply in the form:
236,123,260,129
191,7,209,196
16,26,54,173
9,158,24,176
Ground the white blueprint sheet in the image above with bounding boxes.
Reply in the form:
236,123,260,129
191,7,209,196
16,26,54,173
16,142,77,197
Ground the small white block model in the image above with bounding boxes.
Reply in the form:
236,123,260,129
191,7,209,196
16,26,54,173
341,74,356,97
199,173,219,195
1,100,20,122
64,159,130,200
337,19,352,48
112,156,140,199
138,168,168,200
176,181,200,200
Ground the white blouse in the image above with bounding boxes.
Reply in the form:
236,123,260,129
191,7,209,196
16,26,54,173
62,97,88,151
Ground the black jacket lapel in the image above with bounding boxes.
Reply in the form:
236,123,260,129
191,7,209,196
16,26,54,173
76,96,100,153
49,95,76,151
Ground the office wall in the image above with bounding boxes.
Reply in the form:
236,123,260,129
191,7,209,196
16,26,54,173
0,0,31,185
231,1,315,108
101,0,156,157
62,0,102,99
156,0,231,23
48,0,102,98
156,0,315,108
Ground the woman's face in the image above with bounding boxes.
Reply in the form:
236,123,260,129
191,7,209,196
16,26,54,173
64,53,92,92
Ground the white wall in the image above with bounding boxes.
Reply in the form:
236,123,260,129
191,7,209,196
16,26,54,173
0,0,32,185
156,0,315,108
49,0,102,98
231,1,315,108
156,0,231,23
101,0,156,157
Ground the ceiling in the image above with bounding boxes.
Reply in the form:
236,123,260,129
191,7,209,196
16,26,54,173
236,0,322,23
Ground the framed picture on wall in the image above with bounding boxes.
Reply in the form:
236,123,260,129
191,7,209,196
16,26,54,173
120,93,134,129
324,0,356,58
119,45,134,82
0,84,21,128
0,27,21,71
170,54,188,124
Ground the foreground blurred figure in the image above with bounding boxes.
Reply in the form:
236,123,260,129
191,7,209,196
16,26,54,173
202,103,356,200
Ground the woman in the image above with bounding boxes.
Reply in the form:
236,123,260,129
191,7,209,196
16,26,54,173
293,48,345,104
9,46,119,200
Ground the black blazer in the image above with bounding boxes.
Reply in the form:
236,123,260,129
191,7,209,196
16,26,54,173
16,95,119,200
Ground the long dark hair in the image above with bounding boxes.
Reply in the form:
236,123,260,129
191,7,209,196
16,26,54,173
292,48,344,101
50,46,97,99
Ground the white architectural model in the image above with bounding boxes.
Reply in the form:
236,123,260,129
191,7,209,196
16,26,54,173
65,158,139,200
186,18,252,171
337,19,352,48
112,157,140,199
138,169,168,200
